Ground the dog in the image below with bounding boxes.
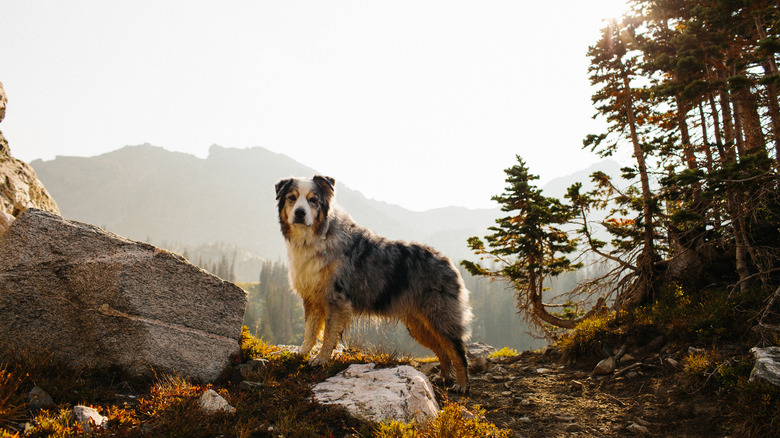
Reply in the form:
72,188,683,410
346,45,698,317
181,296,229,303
275,175,473,392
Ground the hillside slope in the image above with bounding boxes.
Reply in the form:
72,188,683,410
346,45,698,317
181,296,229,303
31,144,500,268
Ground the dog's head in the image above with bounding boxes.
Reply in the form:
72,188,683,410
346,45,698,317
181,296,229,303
275,175,335,238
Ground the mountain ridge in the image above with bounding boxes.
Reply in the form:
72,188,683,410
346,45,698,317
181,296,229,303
31,144,501,277
31,144,618,281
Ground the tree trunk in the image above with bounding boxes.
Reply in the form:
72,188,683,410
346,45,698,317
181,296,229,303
623,70,656,306
527,275,603,330
732,89,747,158
761,61,780,169
719,87,737,162
676,95,697,170
718,87,751,290
528,274,576,329
732,86,767,158
709,93,726,160
698,102,714,173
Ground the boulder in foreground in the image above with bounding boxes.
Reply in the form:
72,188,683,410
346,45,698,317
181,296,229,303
0,209,247,382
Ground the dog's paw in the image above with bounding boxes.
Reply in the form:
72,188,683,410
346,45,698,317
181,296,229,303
448,383,470,395
308,354,329,367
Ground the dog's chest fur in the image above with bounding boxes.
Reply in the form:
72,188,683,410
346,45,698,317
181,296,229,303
286,236,338,299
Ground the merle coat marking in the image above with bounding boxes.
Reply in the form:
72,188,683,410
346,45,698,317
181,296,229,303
275,175,472,391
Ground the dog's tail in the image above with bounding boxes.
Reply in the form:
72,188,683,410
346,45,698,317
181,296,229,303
459,285,474,342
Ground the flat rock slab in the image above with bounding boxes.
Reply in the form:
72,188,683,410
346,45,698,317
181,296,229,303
0,209,246,382
312,363,439,423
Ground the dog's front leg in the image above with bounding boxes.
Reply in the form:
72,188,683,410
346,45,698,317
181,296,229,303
299,298,325,357
309,301,352,366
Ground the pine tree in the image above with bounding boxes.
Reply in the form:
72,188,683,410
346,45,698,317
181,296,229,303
584,16,661,306
463,156,595,331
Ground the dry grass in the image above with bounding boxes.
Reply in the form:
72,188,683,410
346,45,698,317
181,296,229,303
0,327,510,437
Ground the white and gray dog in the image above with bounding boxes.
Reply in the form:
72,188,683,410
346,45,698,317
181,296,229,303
275,175,473,392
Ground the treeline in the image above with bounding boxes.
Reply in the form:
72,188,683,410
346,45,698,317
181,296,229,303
242,260,541,354
151,240,264,282
464,0,779,333
242,261,303,346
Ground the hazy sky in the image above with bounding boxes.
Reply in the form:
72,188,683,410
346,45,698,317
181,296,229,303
0,1,630,211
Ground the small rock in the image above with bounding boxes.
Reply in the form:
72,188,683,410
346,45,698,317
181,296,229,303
500,391,513,396
420,362,439,375
536,367,553,374
466,341,497,357
468,356,489,374
570,380,584,391
633,417,652,427
749,346,780,387
72,406,107,433
198,389,236,415
487,373,509,382
555,415,576,422
653,386,671,398
645,335,665,352
518,416,531,423
619,353,636,363
593,357,616,375
491,364,507,374
565,423,583,432
26,386,54,410
312,363,439,423
626,371,638,378
237,358,269,379
665,357,679,367
688,346,705,355
572,371,588,379
626,422,649,435
238,380,264,391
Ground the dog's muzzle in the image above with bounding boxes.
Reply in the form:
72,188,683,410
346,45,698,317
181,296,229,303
293,208,308,225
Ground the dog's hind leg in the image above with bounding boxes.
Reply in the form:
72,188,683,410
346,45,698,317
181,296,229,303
404,314,454,382
299,298,325,357
442,335,470,394
310,303,352,366
420,312,470,393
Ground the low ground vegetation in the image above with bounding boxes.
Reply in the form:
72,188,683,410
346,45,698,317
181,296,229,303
0,328,507,437
1,286,778,437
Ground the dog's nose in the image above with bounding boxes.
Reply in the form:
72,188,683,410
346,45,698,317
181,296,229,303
294,208,306,219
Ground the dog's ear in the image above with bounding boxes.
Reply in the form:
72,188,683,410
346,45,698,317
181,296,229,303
313,175,336,198
275,178,294,200
313,175,335,189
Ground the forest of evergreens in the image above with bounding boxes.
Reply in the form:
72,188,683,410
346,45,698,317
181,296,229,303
464,0,779,337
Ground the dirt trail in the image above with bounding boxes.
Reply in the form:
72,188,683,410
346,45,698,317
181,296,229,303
429,350,726,437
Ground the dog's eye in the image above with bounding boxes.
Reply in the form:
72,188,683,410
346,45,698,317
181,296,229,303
308,196,319,205
287,195,297,202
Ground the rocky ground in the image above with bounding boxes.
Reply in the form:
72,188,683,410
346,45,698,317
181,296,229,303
420,345,734,437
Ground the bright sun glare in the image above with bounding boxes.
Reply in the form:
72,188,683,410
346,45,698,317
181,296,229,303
598,0,630,20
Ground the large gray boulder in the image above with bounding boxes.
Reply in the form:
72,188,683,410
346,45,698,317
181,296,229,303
0,209,247,382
